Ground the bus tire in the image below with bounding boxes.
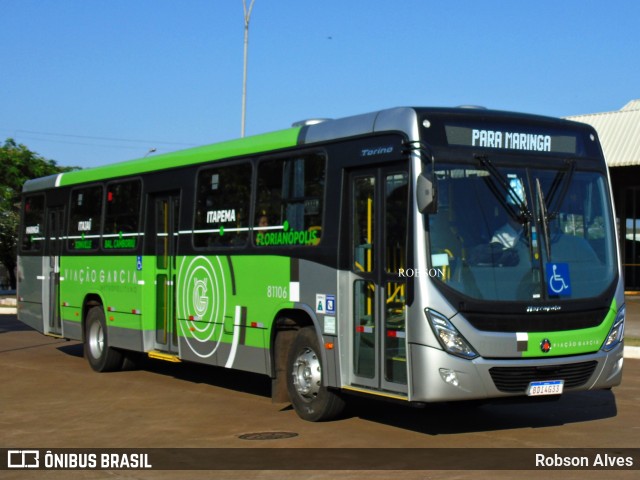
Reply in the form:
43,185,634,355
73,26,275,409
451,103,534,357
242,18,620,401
286,326,345,421
85,306,124,372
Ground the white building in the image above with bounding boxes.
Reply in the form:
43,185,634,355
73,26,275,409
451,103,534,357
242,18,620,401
567,100,640,290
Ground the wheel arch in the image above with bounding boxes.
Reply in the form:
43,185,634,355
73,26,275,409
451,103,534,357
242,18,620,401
270,305,329,403
81,293,105,341
83,292,125,372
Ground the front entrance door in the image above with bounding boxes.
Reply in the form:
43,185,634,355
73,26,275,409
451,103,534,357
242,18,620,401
150,193,180,354
348,165,410,393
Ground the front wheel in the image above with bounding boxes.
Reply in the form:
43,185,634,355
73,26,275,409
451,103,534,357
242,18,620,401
85,306,124,372
286,326,345,421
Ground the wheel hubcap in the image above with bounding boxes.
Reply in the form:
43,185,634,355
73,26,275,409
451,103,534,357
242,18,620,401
292,347,321,399
88,321,104,359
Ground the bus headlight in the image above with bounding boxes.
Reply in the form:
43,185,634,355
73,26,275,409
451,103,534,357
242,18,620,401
426,309,478,359
602,305,625,352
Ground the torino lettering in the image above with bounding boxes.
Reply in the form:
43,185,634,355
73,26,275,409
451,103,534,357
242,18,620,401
361,146,394,157
397,268,444,278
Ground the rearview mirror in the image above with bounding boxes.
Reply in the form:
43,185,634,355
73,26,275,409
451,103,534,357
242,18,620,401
417,173,437,214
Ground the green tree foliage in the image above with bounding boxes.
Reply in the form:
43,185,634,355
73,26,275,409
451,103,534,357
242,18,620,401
0,139,77,289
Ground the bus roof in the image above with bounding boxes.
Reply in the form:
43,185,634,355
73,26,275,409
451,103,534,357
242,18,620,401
40,127,301,191
23,106,596,193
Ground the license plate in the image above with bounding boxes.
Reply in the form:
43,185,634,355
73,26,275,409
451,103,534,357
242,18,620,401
526,380,564,396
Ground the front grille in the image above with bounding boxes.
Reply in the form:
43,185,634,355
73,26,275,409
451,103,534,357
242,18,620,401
489,361,598,393
464,308,609,332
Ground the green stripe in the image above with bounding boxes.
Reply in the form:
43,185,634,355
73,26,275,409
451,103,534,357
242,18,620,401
58,128,301,186
521,299,617,357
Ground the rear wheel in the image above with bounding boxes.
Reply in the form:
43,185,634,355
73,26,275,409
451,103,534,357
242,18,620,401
85,306,124,372
286,326,345,421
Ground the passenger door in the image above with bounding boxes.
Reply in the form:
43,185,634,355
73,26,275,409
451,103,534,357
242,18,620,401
347,165,409,393
44,206,65,336
149,193,181,354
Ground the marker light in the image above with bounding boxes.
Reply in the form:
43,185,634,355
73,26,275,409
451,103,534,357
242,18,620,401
602,305,625,352
426,309,478,359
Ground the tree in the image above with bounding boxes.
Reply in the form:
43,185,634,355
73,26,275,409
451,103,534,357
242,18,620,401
0,138,77,289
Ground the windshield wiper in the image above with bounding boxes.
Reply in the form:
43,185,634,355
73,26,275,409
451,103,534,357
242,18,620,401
475,155,531,224
533,160,575,261
545,159,576,220
535,178,551,260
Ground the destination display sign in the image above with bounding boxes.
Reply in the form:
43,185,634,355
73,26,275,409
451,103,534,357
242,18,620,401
444,124,579,154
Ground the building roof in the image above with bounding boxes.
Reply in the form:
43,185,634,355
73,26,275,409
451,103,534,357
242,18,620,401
566,100,640,167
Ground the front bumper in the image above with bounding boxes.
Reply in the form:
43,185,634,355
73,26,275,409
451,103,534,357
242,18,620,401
408,341,624,402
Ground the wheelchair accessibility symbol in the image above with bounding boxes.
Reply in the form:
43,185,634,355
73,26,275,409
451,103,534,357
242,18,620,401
546,262,571,297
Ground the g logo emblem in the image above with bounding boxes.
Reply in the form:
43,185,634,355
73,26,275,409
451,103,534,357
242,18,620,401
193,278,209,317
177,256,228,359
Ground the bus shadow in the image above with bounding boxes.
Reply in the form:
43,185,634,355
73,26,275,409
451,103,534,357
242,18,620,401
347,390,618,435
56,343,273,399
0,314,35,334
140,359,273,398
57,342,84,357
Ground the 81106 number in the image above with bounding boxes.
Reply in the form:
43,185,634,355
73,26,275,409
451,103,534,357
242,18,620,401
267,286,287,299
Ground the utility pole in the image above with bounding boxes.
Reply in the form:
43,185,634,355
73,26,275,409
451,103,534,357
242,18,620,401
241,0,256,137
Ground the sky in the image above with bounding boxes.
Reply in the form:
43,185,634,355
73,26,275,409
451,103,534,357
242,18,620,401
1,0,639,169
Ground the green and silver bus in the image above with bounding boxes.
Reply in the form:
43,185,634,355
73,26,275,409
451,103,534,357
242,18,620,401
17,107,625,421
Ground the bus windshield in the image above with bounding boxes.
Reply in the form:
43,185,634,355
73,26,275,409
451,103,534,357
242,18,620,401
427,159,617,302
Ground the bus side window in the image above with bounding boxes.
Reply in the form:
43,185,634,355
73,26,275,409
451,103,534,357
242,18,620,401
255,153,326,247
352,176,375,273
21,194,46,252
193,162,252,248
385,172,408,275
68,185,103,251
104,180,142,250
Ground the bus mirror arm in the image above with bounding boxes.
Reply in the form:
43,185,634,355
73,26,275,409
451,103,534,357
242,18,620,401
403,140,437,213
417,173,437,214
